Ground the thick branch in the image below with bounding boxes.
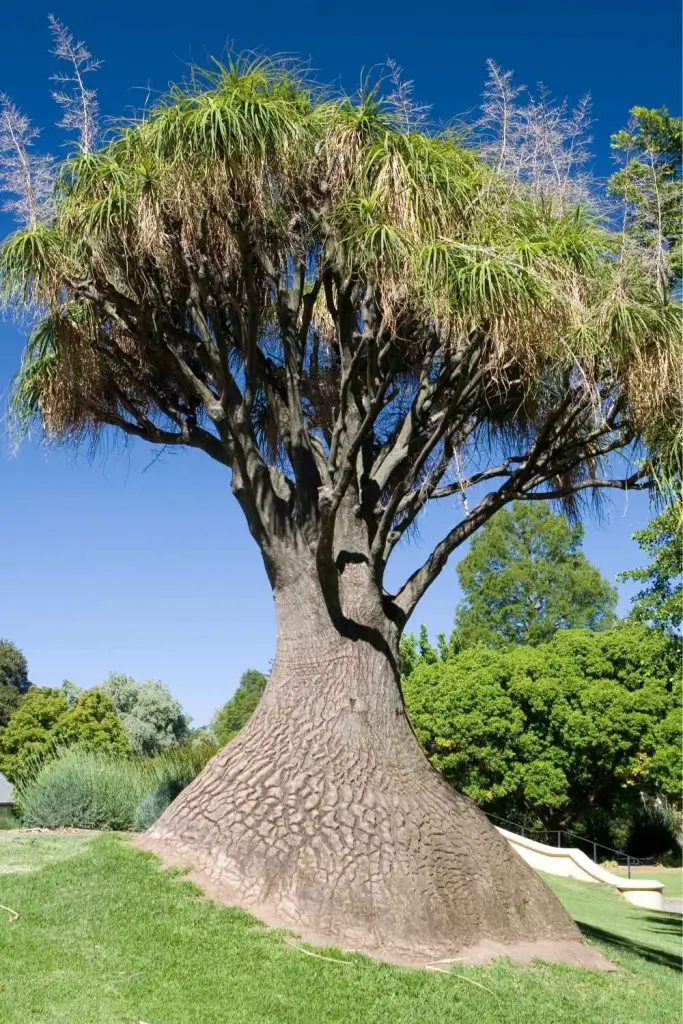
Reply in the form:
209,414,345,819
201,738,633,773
394,489,507,620
101,405,232,466
392,395,641,619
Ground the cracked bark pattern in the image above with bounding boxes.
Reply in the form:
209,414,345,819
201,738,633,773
138,568,602,967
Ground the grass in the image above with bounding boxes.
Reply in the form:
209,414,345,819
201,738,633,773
0,808,19,830
609,865,683,901
0,831,94,874
0,833,680,1024
540,873,682,971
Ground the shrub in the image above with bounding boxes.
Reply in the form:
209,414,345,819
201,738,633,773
17,748,149,830
16,735,220,832
133,738,219,829
134,783,178,831
150,738,218,785
627,794,683,862
0,688,69,781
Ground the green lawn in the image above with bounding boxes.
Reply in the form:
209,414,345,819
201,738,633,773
0,833,680,1024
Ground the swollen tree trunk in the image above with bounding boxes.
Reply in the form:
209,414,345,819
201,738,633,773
138,565,604,966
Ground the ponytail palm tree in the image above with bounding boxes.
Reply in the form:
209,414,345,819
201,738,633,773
2,59,680,965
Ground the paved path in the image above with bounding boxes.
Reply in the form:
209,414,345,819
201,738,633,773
662,898,683,915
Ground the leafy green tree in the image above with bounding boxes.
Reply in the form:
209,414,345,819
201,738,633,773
399,625,460,677
0,639,30,729
100,673,190,756
609,107,682,300
0,688,67,780
454,503,618,648
211,670,268,745
403,624,681,835
1,34,680,957
54,689,129,753
59,680,81,707
618,501,682,633
0,687,129,781
608,108,682,486
0,685,22,729
0,639,30,694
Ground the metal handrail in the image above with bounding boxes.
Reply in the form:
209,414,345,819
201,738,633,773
485,811,648,878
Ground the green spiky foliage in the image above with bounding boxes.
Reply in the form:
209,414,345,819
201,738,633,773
1,60,681,620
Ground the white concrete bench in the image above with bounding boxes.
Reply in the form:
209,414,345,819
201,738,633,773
496,826,665,911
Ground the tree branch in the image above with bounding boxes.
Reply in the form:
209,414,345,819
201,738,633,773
392,392,642,619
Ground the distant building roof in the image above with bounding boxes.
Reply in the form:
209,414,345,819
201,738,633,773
0,772,14,805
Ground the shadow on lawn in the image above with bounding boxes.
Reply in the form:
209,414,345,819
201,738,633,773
639,912,683,935
578,922,683,971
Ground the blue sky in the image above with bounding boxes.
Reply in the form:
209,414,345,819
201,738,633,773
0,0,680,725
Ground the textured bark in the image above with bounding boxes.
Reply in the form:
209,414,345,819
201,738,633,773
138,567,607,967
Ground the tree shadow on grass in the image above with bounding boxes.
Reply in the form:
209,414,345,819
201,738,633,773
578,922,682,971
638,912,683,936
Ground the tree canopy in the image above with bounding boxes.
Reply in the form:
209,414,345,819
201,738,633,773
0,685,22,729
0,686,129,781
618,501,683,634
0,639,30,694
454,502,618,647
403,624,681,838
0,640,31,729
1,59,680,625
211,669,268,745
99,673,190,756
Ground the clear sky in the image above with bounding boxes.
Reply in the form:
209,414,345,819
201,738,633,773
0,0,680,726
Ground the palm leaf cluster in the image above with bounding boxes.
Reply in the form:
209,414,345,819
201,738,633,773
0,58,680,485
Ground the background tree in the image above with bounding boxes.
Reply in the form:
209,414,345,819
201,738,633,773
618,501,682,634
608,107,682,301
0,34,680,962
211,670,268,745
403,624,681,853
0,688,67,781
0,685,22,729
607,106,682,641
399,623,460,676
454,502,618,647
0,639,30,694
58,679,81,707
0,686,129,781
0,640,31,728
100,673,190,756
54,688,129,752
608,107,682,484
